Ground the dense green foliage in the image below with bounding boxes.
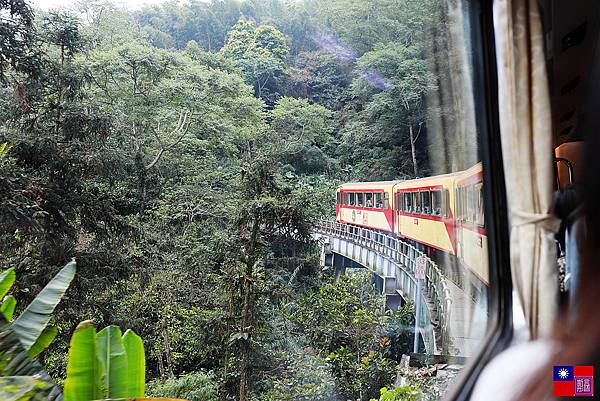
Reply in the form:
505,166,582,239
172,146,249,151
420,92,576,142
0,0,462,399
370,385,423,401
147,371,220,401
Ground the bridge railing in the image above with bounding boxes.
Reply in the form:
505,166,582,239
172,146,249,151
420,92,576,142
316,219,452,353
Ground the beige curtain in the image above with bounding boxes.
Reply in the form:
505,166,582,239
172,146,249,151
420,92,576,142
493,0,560,339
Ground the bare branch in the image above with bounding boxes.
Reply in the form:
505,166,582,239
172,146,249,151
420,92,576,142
145,111,193,170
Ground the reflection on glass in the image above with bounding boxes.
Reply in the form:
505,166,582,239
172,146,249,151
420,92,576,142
330,0,490,399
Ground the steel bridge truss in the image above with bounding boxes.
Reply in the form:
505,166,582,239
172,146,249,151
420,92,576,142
315,220,453,355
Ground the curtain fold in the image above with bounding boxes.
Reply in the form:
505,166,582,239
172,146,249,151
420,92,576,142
493,0,559,339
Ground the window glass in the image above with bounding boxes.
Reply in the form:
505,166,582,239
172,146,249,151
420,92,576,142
403,193,411,212
413,192,422,214
365,192,373,207
316,1,491,396
356,192,363,207
458,187,466,221
476,183,485,226
421,191,431,215
347,192,355,206
383,192,390,209
468,185,477,223
431,190,443,216
459,188,463,220
374,192,383,209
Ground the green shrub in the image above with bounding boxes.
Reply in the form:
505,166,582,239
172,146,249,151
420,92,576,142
146,371,219,401
370,385,422,401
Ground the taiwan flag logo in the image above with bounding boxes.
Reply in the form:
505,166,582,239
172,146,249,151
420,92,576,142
553,365,594,397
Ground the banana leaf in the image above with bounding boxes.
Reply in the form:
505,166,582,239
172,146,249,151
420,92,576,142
0,318,63,401
0,268,16,299
63,321,103,401
28,326,59,358
0,376,49,401
123,329,145,397
97,326,129,399
1,295,17,321
13,261,76,351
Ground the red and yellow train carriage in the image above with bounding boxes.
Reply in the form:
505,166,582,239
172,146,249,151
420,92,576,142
393,172,461,255
335,181,397,232
335,162,489,285
455,163,488,283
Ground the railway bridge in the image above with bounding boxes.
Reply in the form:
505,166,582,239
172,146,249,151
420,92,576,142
314,220,485,357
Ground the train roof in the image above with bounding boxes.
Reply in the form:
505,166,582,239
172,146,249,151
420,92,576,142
337,180,401,189
338,164,483,190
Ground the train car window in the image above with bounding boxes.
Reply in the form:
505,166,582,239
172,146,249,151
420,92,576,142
383,192,390,210
468,185,477,224
431,190,443,216
455,188,461,220
476,183,485,227
347,192,355,206
402,192,411,212
462,187,467,222
365,192,373,208
421,191,431,215
413,192,422,213
375,192,383,209
356,192,363,207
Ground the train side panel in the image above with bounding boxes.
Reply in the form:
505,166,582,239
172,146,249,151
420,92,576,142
455,162,489,283
336,182,398,232
394,174,460,254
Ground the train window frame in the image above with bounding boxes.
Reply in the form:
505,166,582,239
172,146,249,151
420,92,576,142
412,192,421,213
357,192,363,207
374,192,383,209
365,192,373,208
421,190,431,215
347,192,355,206
431,190,443,217
383,192,390,210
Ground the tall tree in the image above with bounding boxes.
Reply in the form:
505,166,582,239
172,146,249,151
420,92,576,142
0,0,36,81
269,96,336,174
285,51,351,110
230,141,315,401
353,43,435,177
222,17,289,104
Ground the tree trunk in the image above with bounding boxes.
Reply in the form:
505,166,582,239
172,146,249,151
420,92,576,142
239,278,252,401
409,123,419,177
239,218,260,401
162,321,174,379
